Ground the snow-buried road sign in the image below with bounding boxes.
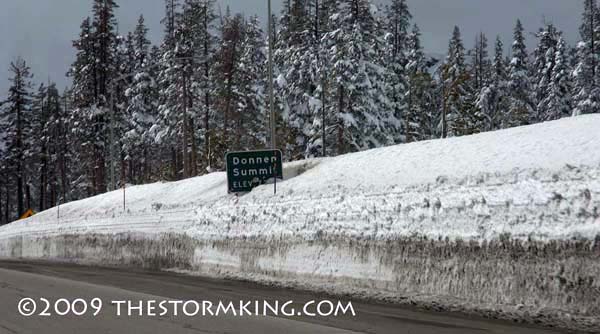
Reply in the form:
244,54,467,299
226,150,283,193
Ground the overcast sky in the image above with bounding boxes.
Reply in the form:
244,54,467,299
0,0,582,98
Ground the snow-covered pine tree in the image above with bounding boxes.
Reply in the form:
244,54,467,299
305,0,341,158
47,84,70,206
384,0,411,143
507,19,534,127
468,32,492,132
30,83,49,211
532,23,561,123
441,26,474,137
0,146,9,224
326,0,397,153
539,37,572,121
155,0,183,180
580,0,600,80
406,24,436,140
124,15,158,184
573,0,600,115
0,57,34,218
28,82,66,211
470,32,491,92
190,0,218,172
156,0,207,178
155,0,219,176
212,10,245,167
234,16,268,151
67,0,119,195
273,0,318,160
0,99,7,224
476,36,509,131
0,155,6,224
68,18,96,197
176,0,220,175
93,0,120,193
573,40,600,115
113,32,136,186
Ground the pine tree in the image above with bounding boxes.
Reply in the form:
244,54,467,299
406,24,436,141
507,19,533,126
234,16,268,151
162,0,181,48
274,0,317,159
384,0,412,143
573,0,600,115
68,17,96,111
468,32,491,132
477,36,509,131
580,0,600,81
155,0,218,176
30,83,49,211
539,37,572,121
573,41,600,115
532,23,561,122
325,0,397,153
67,0,120,195
470,32,491,92
212,10,245,166
441,26,474,137
48,85,70,205
191,0,218,172
156,0,199,178
0,58,34,218
305,0,340,158
124,15,158,184
156,0,185,180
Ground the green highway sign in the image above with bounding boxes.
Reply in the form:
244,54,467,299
226,150,283,193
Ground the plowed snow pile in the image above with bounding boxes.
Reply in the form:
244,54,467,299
2,114,599,241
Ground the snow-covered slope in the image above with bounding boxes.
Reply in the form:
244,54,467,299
2,116,600,331
1,115,600,241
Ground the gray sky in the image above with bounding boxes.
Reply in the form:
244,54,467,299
0,0,582,98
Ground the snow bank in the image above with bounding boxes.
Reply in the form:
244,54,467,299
1,116,600,331
3,115,600,241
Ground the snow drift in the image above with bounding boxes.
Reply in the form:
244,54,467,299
1,115,600,331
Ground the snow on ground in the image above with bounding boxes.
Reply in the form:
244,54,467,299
1,116,600,332
1,114,599,242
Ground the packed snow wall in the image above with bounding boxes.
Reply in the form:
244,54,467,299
0,232,598,332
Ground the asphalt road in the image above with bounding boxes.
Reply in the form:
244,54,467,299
0,261,566,334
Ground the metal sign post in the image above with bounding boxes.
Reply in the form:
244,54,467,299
267,0,276,151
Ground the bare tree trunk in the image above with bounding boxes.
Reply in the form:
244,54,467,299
60,94,68,202
0,186,3,225
16,173,24,217
337,85,345,156
592,6,596,84
203,7,211,170
204,92,210,169
121,152,127,188
16,72,24,216
39,150,47,211
190,118,198,176
142,148,148,183
171,146,178,181
25,183,31,211
4,188,9,223
96,142,107,194
182,72,189,179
